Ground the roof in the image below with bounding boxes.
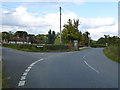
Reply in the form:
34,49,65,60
9,37,33,42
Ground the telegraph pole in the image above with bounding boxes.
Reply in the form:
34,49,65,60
59,6,62,44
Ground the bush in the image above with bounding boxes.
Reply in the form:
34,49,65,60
43,44,70,51
2,43,71,52
104,44,120,63
90,44,106,48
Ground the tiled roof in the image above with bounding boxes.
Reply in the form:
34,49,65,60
9,37,33,42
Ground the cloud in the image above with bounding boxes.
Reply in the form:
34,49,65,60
2,6,118,40
80,17,116,29
85,23,118,40
2,6,50,27
2,0,85,3
2,0,118,2
79,17,118,40
2,6,78,34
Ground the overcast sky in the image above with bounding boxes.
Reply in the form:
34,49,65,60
1,0,118,40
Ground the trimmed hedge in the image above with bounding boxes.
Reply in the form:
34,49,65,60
43,45,70,51
2,43,71,52
90,44,106,48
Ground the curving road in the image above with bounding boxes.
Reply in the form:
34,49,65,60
2,47,118,88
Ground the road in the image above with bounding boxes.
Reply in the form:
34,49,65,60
2,47,118,88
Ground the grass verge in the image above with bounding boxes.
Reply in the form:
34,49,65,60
0,60,2,89
2,72,9,88
0,60,9,89
103,45,120,63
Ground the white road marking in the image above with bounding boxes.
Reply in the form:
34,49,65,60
28,66,32,69
18,81,25,87
30,63,35,67
18,58,44,87
84,60,99,73
40,58,44,60
34,61,38,63
83,55,86,59
21,76,26,80
23,72,28,76
25,68,31,72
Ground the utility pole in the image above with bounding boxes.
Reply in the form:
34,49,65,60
59,6,62,44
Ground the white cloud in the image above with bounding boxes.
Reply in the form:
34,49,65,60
2,6,78,34
80,17,116,29
2,0,118,2
2,0,85,3
85,23,118,40
79,17,118,40
2,6,118,40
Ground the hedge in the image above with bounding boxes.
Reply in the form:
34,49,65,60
2,43,71,52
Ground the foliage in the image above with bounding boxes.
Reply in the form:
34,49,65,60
2,43,72,52
43,44,70,51
54,33,61,45
61,19,90,46
2,32,14,41
82,31,90,46
103,44,120,63
15,31,28,38
103,37,120,63
36,34,47,44
62,19,82,43
97,35,119,46
47,29,56,44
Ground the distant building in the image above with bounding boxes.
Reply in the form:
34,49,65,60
8,37,34,44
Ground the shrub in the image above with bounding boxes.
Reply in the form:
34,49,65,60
104,44,120,63
2,43,71,52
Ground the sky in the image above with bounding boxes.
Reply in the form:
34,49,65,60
1,1,119,40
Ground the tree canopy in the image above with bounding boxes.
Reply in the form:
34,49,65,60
62,19,82,43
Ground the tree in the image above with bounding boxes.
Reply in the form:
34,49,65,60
82,31,90,46
51,31,56,44
97,35,119,46
36,34,47,44
15,31,28,38
62,19,81,43
47,29,56,44
54,33,61,45
2,31,14,42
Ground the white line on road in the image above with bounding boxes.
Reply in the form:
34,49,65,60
30,63,35,67
84,60,99,73
28,66,32,69
21,76,26,80
18,81,25,87
18,58,44,87
23,72,28,76
25,68,31,72
83,55,86,59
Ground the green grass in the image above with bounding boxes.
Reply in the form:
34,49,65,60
2,72,9,88
0,60,2,89
103,45,120,63
0,60,9,89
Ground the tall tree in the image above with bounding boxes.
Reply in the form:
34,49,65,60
83,31,90,46
62,19,81,43
15,31,28,38
47,29,56,44
36,34,47,44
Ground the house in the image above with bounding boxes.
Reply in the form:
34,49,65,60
8,37,33,44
